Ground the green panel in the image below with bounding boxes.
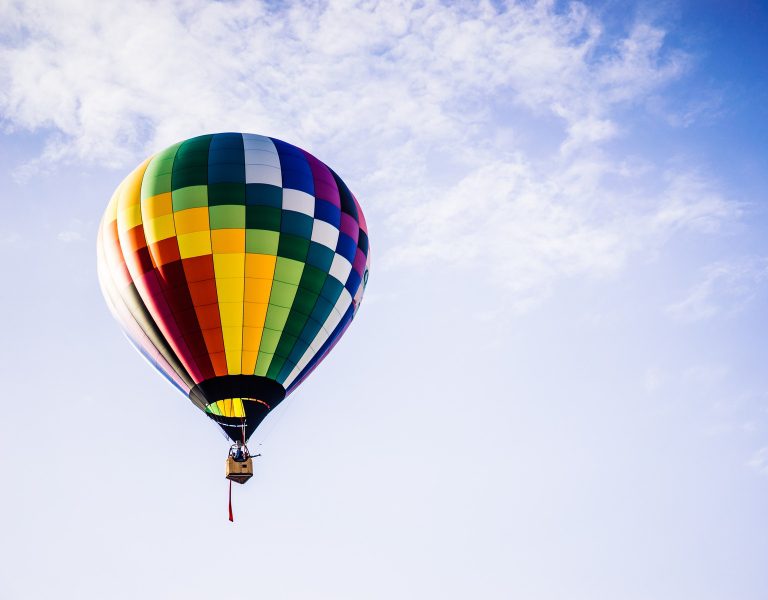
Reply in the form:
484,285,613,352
208,182,246,206
274,334,298,359
264,305,290,331
273,257,304,285
246,183,282,207
283,312,310,337
176,134,213,158
141,144,181,199
246,206,281,231
291,289,319,317
306,242,334,271
280,211,313,238
269,281,299,308
172,185,209,211
209,205,245,229
278,234,310,262
267,348,295,379
259,327,283,354
172,135,212,190
299,318,324,345
320,277,344,302
299,265,327,294
254,352,274,376
310,295,335,326
245,229,279,254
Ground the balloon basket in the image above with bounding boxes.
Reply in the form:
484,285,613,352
226,456,253,484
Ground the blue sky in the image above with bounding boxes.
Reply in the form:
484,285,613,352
1,1,767,598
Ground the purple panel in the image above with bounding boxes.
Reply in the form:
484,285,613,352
352,247,367,276
339,212,359,239
302,150,340,207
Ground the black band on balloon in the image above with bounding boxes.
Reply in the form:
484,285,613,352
188,375,287,443
189,375,286,406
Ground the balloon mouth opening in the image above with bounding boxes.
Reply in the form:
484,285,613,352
205,397,271,418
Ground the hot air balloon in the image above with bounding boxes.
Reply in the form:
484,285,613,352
97,133,370,497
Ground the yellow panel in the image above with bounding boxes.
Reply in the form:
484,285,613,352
219,302,243,327
143,192,173,219
115,159,151,254
225,350,243,375
214,254,245,278
177,231,212,258
104,191,119,221
243,302,268,327
241,351,258,374
118,203,143,232
216,277,245,303
242,326,263,351
222,326,243,348
143,214,176,244
244,278,272,303
245,254,276,279
123,159,149,206
212,229,246,254
174,207,210,235
234,398,244,416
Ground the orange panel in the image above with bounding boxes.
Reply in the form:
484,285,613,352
211,229,246,254
209,352,229,376
201,328,226,353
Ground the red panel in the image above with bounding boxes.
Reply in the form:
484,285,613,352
188,279,219,306
125,246,154,277
151,237,181,267
195,304,222,329
209,352,228,375
136,271,204,382
182,255,215,282
174,307,202,331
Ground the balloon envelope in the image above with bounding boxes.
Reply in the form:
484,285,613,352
97,133,370,442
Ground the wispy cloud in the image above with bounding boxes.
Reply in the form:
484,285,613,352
667,257,768,322
57,230,85,243
748,446,768,476
0,0,735,308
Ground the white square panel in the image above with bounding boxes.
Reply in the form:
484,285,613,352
311,219,339,249
245,163,282,187
329,254,352,284
242,134,275,152
282,189,314,216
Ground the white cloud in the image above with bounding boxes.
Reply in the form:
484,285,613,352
644,367,664,393
0,0,735,308
748,447,768,476
667,257,768,322
57,230,85,243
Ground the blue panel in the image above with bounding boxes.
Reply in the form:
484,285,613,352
272,138,314,194
336,233,357,262
209,133,244,184
314,199,341,226
344,270,362,296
